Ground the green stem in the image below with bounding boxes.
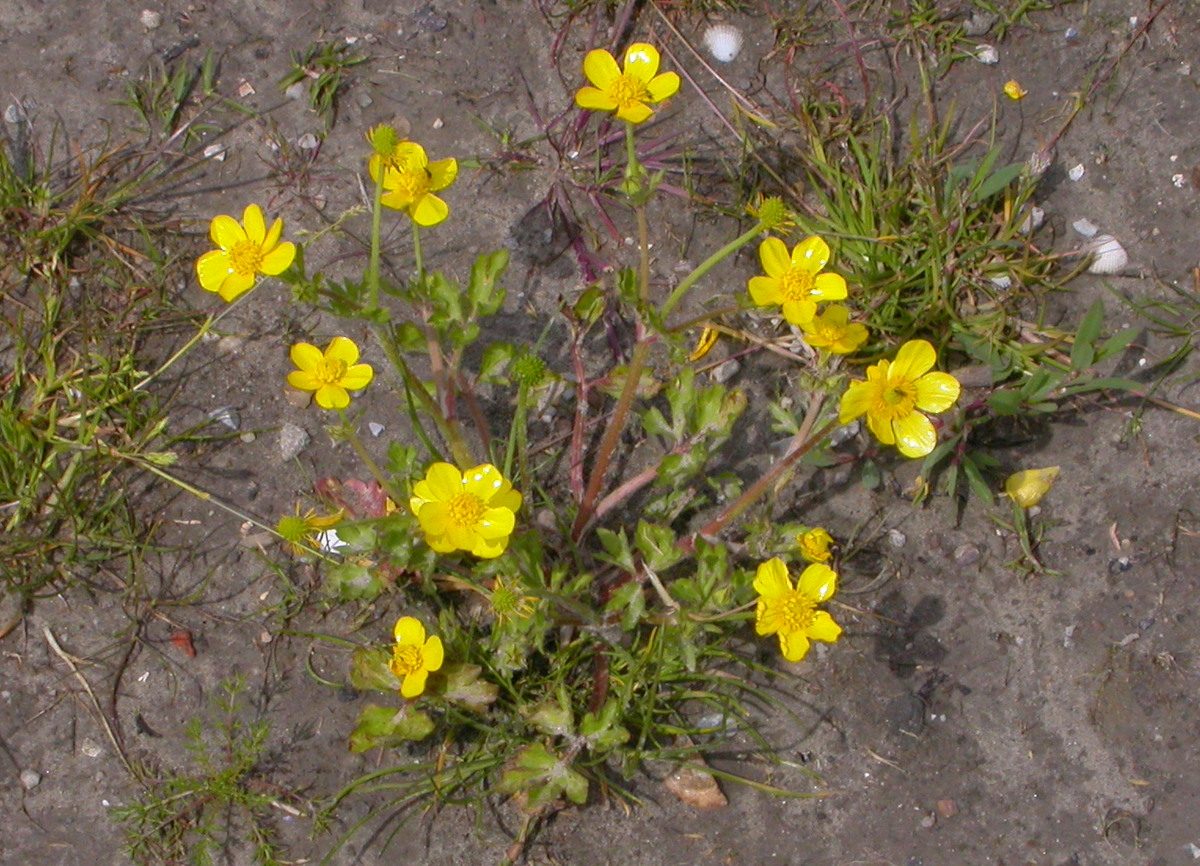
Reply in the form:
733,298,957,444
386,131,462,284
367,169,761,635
505,382,530,483
367,164,384,310
660,220,765,318
412,222,424,280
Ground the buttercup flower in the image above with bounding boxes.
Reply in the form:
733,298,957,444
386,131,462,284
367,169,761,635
838,339,961,459
276,504,344,557
196,204,296,302
575,42,681,124
1005,466,1060,508
390,616,444,699
748,236,848,326
287,337,375,410
797,527,835,564
754,558,842,663
368,140,458,226
409,463,522,558
1003,80,1027,100
800,305,869,355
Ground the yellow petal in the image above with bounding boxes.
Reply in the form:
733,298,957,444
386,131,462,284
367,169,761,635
380,188,413,211
394,615,426,644
401,668,429,699
410,193,449,226
260,241,296,275
889,339,937,382
417,500,451,535
747,275,781,306
325,336,361,366
796,563,838,602
812,271,848,301
791,235,831,272
314,384,350,410
575,85,617,112
780,298,817,326
490,486,523,514
472,535,510,558
893,411,937,458
427,158,458,192
622,42,661,82
806,611,843,643
210,214,245,249
287,370,319,391
196,249,232,293
838,380,873,423
914,371,961,414
865,410,896,445
758,236,791,278
242,204,266,245
475,507,516,539
339,363,374,391
263,216,284,251
614,101,653,124
755,596,779,636
646,71,680,102
425,463,464,500
779,630,811,663
752,557,793,599
217,273,256,302
1005,466,1060,508
423,635,444,672
290,342,324,373
582,48,621,89
463,464,505,499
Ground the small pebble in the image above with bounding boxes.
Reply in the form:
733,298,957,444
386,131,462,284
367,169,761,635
297,133,320,150
919,812,937,829
140,9,163,29
284,82,305,101
367,421,385,437
277,423,310,462
936,798,958,818
887,528,907,548
1068,163,1085,181
81,738,103,758
19,769,41,790
953,543,981,566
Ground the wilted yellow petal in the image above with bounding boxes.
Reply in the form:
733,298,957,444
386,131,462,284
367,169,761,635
1005,466,1060,508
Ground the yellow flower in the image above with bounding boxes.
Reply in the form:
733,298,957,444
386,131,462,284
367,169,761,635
287,337,375,410
754,558,842,663
368,140,458,226
1003,80,1027,100
748,236,848,326
1005,466,1060,508
390,616,444,699
837,339,961,459
195,204,296,302
276,505,344,557
800,304,869,355
575,42,681,124
688,326,719,362
409,463,522,558
797,527,835,564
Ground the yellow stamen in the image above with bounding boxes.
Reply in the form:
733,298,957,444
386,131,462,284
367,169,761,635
313,358,348,385
608,74,649,112
392,644,422,676
448,493,485,527
229,240,265,276
778,267,815,302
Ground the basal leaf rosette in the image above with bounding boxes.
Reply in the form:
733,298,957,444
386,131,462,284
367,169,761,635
837,339,961,458
409,463,522,558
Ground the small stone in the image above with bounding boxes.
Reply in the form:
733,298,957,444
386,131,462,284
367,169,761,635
1068,163,1085,181
19,769,41,789
936,798,958,818
367,422,385,437
297,133,320,150
239,432,256,443
81,738,103,758
355,91,374,109
284,82,305,101
887,528,907,548
140,9,163,29
953,543,981,566
277,423,310,462
919,812,937,829
711,359,740,383
260,631,273,644
202,143,226,161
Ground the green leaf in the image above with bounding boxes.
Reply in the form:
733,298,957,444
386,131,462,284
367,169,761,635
634,521,683,572
438,663,499,712
596,527,635,571
478,342,516,382
524,702,574,738
1071,299,1105,370
395,321,425,353
349,647,400,692
468,249,509,314
972,161,1025,202
349,704,433,752
1094,327,1141,363
962,455,995,506
605,580,646,632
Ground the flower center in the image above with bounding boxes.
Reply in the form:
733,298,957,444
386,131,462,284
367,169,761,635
777,590,816,633
392,644,423,677
313,358,348,385
228,240,265,276
448,492,486,527
778,267,816,302
608,73,650,111
875,381,917,419
387,168,432,203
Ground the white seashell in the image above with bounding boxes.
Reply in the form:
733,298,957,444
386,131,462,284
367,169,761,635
1068,163,1085,181
989,273,1013,289
703,24,744,63
367,421,385,437
1017,206,1044,235
974,44,999,64
1085,235,1128,274
202,143,227,162
1071,218,1099,237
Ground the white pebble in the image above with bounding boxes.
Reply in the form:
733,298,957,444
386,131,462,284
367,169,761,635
140,9,163,29
1068,163,1085,181
19,769,41,790
277,423,310,462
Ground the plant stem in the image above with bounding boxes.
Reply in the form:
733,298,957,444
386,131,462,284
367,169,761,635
367,164,384,310
660,220,765,318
